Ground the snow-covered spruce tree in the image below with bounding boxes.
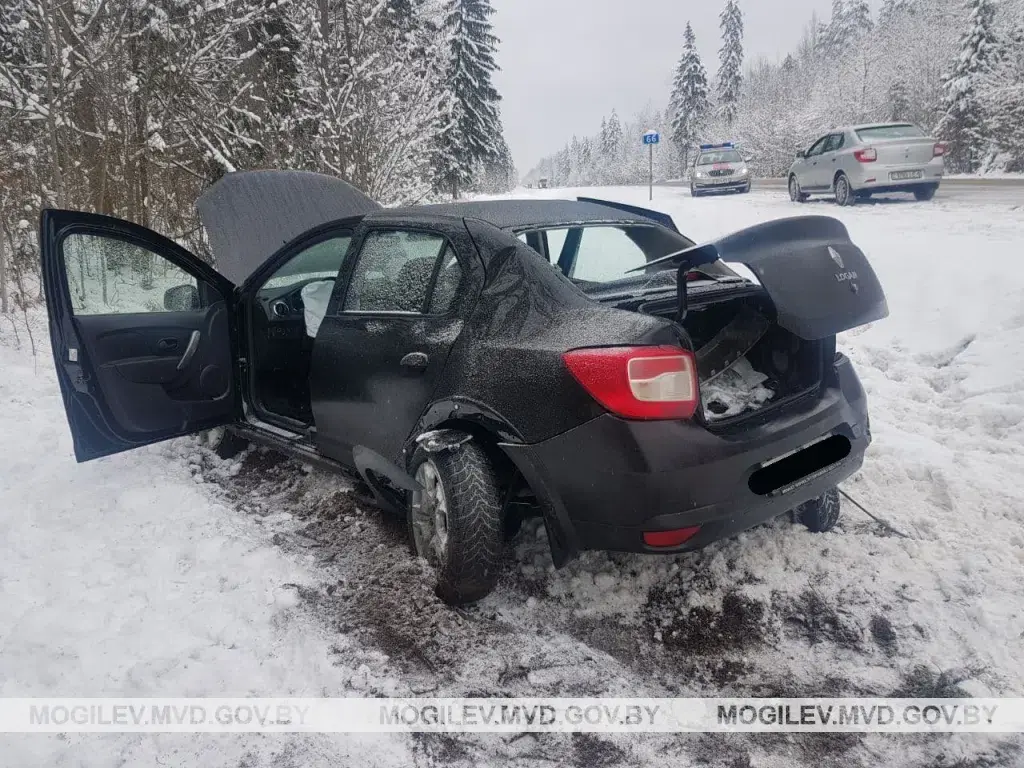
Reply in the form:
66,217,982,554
670,22,711,172
936,0,1001,172
879,0,917,25
475,131,517,193
432,0,503,199
888,79,911,120
845,0,874,39
979,18,1024,170
816,0,851,55
717,0,744,126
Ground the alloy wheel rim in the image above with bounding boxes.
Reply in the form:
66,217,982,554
837,177,848,203
411,460,449,565
790,177,799,200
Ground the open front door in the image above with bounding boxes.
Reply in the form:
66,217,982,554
40,209,239,462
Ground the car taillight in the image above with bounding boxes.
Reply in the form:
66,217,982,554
562,345,698,420
854,148,877,163
933,142,946,157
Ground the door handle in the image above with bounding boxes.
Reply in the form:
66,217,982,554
400,351,429,371
176,330,201,371
157,337,179,352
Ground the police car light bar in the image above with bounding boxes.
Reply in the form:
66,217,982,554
699,142,736,150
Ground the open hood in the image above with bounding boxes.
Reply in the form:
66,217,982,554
195,170,381,285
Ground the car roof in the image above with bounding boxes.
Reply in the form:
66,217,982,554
377,199,657,230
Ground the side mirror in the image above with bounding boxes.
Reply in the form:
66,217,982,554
164,284,200,311
795,149,805,159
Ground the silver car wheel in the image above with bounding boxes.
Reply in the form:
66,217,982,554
835,175,851,205
789,175,800,202
411,460,449,565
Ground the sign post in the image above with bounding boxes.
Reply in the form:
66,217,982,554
642,131,660,200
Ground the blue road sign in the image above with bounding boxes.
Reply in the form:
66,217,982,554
643,131,660,145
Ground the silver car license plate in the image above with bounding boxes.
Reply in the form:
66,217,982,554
890,170,923,181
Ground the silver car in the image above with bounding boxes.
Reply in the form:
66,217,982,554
690,143,752,197
787,123,945,206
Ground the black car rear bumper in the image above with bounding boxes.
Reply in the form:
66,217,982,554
500,354,870,562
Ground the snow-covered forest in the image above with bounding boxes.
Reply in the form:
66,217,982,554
0,0,514,313
526,0,1024,186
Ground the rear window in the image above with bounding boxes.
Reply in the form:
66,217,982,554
855,124,926,141
516,223,734,286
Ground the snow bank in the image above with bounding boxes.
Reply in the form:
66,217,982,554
0,336,409,765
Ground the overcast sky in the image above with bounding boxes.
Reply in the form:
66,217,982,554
490,0,882,173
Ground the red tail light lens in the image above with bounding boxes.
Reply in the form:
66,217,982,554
933,142,946,157
854,148,877,163
562,346,698,420
643,526,702,548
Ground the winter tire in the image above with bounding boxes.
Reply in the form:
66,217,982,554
796,487,842,533
913,184,938,201
690,185,700,198
834,174,856,206
788,175,807,203
203,427,249,459
408,436,503,605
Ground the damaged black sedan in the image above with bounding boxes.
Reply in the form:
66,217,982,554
40,171,887,604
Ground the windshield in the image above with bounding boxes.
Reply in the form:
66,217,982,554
697,149,742,165
855,124,926,140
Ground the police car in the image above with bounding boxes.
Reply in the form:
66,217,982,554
690,142,751,197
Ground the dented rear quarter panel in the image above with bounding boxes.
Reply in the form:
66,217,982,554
410,218,682,451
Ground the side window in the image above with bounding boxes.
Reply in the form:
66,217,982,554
807,136,829,156
344,230,452,314
62,233,207,316
824,133,844,153
259,235,351,292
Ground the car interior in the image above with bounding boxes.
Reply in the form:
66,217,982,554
247,229,459,427
249,235,352,425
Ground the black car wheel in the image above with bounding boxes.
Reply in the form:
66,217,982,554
834,174,856,206
796,487,842,532
203,427,249,459
913,184,938,201
408,437,503,604
788,175,807,203
690,185,701,198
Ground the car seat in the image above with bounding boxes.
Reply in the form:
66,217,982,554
300,280,335,338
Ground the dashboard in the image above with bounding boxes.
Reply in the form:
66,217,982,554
255,278,334,322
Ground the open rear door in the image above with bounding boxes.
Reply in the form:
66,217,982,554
40,209,239,462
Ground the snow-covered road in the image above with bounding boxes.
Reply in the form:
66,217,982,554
1,186,1022,767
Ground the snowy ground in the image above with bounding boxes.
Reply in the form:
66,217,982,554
2,186,1023,766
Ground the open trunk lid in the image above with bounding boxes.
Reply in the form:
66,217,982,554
674,215,888,340
620,215,887,424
